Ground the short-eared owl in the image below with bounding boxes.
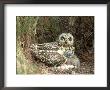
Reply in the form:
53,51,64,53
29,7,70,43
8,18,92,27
30,33,80,68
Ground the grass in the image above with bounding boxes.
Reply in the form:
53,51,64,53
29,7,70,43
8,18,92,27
16,41,41,74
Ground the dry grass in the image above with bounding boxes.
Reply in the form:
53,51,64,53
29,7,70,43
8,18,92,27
16,41,42,74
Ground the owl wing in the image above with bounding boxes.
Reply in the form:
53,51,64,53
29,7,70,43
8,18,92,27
30,42,58,54
30,42,66,66
38,51,66,66
36,42,59,50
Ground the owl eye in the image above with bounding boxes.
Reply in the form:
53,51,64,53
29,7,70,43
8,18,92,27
61,36,65,40
68,37,72,41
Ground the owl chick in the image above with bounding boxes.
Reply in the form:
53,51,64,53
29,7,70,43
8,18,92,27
30,33,80,68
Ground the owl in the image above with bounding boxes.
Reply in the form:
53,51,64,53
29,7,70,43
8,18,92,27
30,33,80,68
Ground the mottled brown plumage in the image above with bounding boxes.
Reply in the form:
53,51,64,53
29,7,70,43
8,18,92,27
30,33,80,68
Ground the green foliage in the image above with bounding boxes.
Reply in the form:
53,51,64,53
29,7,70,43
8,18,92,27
16,41,41,74
16,16,39,40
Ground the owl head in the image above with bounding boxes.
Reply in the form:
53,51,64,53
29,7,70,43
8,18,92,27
58,33,74,46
